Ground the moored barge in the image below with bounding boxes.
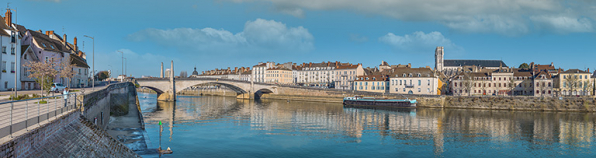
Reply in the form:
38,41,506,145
343,96,416,108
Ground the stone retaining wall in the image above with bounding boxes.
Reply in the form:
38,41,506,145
0,110,139,157
82,83,136,129
266,87,596,112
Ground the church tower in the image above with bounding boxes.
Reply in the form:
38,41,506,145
435,46,444,72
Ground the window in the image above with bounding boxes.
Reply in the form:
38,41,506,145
1,61,5,72
1,46,5,54
455,82,458,87
395,88,398,91
427,88,430,93
418,80,421,86
10,47,15,55
400,80,402,85
10,62,14,73
403,88,406,92
580,75,583,79
428,80,430,86
548,82,551,87
548,90,551,94
536,90,539,94
418,88,421,92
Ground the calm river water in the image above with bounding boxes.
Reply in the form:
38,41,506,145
138,93,596,157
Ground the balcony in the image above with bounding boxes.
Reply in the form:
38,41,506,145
404,84,414,88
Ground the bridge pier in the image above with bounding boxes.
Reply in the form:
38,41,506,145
157,91,176,101
236,93,254,100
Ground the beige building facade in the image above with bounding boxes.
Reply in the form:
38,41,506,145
265,67,293,84
354,75,389,93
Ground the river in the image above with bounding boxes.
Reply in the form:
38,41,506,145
138,92,596,157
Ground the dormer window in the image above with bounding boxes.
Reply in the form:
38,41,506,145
366,77,369,80
403,73,406,77
417,73,421,77
409,73,412,77
373,77,376,80
41,43,47,48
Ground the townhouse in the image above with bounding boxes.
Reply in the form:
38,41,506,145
0,10,20,91
353,75,389,93
388,67,440,95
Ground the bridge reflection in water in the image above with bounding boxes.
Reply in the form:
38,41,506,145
138,93,596,157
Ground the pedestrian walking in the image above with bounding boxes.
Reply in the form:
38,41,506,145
63,88,69,107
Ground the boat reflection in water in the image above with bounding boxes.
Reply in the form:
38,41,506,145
139,93,596,157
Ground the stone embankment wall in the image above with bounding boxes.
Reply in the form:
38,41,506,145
82,83,137,129
0,110,139,157
265,87,596,112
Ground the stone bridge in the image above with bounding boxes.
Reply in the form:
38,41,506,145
136,78,279,101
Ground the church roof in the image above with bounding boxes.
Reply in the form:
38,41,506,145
444,60,507,68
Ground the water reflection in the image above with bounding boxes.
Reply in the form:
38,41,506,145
139,93,596,157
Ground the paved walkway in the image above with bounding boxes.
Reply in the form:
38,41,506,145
0,82,118,140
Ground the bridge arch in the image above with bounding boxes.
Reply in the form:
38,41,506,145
140,86,165,94
178,82,248,94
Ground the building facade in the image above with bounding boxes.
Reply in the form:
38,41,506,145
554,69,592,96
265,67,293,84
0,10,21,91
334,63,363,90
354,75,389,93
388,67,440,95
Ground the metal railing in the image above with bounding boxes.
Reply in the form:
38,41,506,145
0,93,78,139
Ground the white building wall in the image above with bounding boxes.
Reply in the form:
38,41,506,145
0,28,21,91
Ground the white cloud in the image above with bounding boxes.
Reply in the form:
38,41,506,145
379,31,462,53
228,0,596,35
530,16,594,34
128,19,314,54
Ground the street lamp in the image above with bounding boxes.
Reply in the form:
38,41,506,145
84,35,94,91
118,50,123,82
124,58,127,78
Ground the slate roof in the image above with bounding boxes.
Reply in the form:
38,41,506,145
388,67,435,78
561,69,589,74
29,30,68,53
444,60,508,67
355,75,389,81
70,54,89,68
15,24,26,36
0,18,10,36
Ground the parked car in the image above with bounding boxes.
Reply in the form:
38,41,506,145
50,83,67,93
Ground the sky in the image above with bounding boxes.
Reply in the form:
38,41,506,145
7,0,596,77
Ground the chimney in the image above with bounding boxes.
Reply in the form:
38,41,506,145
63,34,67,46
74,37,78,51
45,31,50,36
5,9,12,27
550,62,554,67
407,63,411,68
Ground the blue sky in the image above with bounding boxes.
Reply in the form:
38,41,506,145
8,0,596,77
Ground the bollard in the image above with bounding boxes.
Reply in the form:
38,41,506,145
26,100,29,131
55,96,57,118
38,98,40,126
10,103,13,138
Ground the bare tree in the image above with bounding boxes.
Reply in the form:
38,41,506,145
583,80,592,96
59,60,76,88
461,73,473,96
509,77,516,97
564,74,579,96
24,58,59,96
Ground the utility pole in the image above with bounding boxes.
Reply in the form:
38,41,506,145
118,51,123,82
84,35,94,91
